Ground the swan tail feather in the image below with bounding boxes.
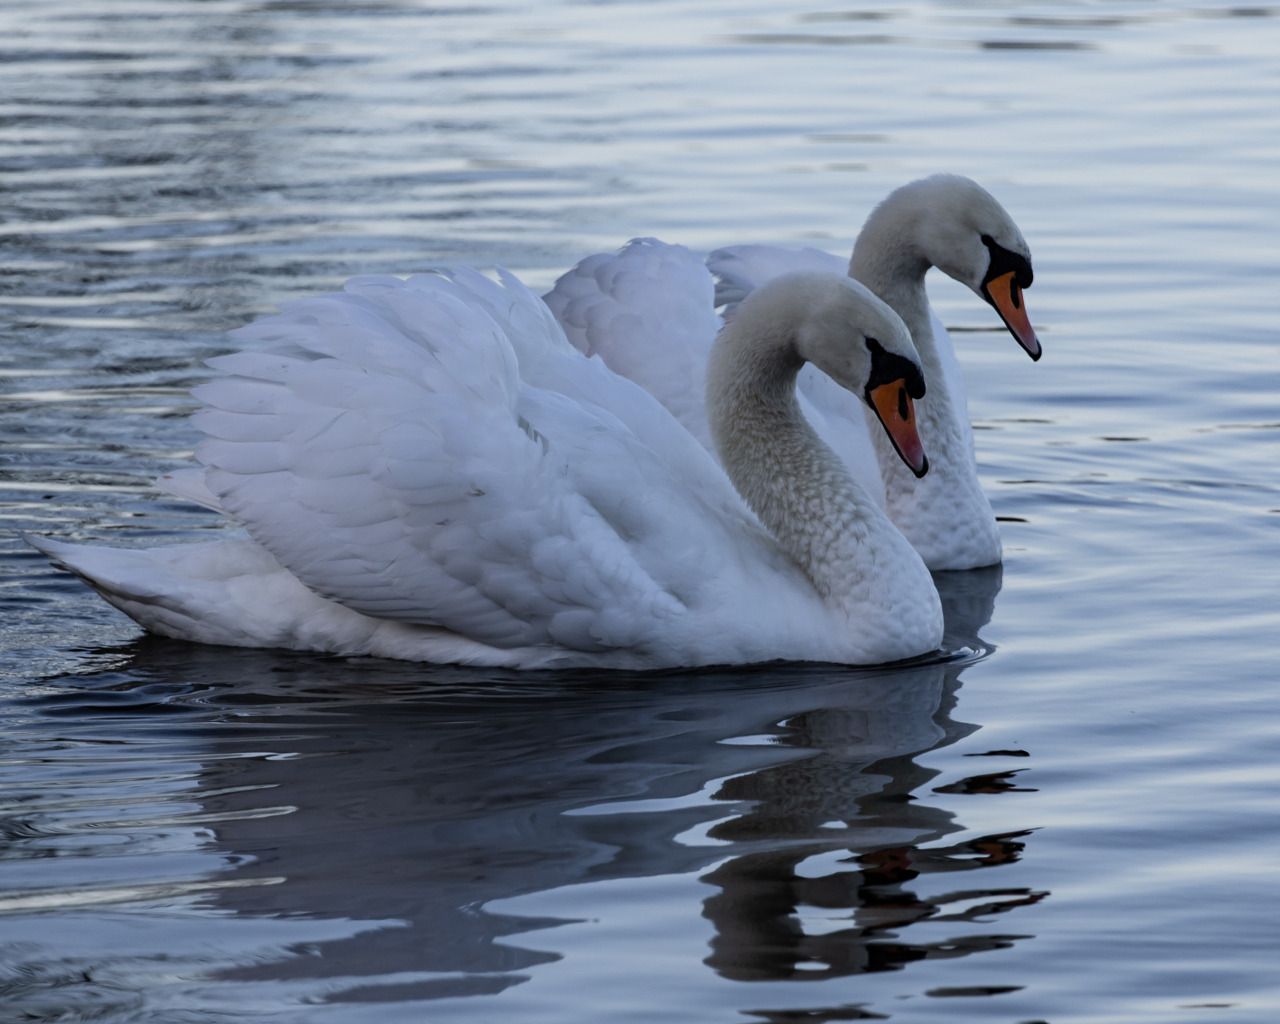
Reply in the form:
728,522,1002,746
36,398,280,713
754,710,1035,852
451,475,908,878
22,535,309,647
24,534,593,666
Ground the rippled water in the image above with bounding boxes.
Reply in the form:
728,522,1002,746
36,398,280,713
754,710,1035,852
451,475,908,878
3,1,1280,1021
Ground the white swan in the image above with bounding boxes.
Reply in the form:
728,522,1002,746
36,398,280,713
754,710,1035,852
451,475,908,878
29,267,943,669
545,174,1039,571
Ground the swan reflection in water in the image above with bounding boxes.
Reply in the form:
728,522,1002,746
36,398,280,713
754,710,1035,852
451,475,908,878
700,566,1045,984
13,566,1041,1011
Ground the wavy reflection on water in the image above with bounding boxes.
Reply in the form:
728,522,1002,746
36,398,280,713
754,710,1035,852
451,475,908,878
0,570,1033,1017
699,579,1045,983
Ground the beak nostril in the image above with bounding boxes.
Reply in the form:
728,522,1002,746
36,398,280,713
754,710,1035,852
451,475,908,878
897,386,909,421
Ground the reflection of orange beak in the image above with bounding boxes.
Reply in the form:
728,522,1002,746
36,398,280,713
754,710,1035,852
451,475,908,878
983,270,1041,361
869,380,928,478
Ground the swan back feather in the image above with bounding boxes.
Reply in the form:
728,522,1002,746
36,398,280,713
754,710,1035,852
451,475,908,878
32,266,943,668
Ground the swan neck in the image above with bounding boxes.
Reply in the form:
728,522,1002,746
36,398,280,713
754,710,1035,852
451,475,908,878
847,184,1001,569
851,220,922,309
850,217,946,384
707,319,885,601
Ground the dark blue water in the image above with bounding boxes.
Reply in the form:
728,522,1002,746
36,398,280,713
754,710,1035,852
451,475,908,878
3,1,1280,1020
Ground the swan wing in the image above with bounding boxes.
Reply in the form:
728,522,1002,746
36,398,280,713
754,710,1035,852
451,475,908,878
157,467,224,511
543,238,721,451
191,269,770,656
706,243,848,312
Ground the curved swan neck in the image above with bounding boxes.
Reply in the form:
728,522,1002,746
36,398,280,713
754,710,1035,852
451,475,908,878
849,192,955,423
848,183,1002,569
707,303,889,602
850,205,934,349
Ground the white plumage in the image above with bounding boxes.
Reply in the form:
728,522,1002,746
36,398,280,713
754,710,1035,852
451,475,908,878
545,238,888,509
31,267,944,669
545,175,1040,571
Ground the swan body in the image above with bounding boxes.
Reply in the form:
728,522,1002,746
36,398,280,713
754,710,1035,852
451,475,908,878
31,267,942,669
546,175,1039,571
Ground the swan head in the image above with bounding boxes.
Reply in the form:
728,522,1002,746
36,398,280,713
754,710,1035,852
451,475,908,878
858,174,1041,361
763,272,929,478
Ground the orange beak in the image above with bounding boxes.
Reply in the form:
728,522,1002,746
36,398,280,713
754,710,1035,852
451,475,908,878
869,380,928,478
983,270,1041,361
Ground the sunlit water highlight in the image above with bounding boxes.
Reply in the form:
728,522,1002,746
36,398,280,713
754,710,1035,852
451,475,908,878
2,1,1279,1021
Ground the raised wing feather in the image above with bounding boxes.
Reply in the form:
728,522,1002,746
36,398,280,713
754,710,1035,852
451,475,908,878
546,239,886,506
192,270,757,653
706,244,848,312
543,238,722,450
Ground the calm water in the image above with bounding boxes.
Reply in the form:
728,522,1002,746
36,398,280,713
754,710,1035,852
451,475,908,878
3,1,1280,1021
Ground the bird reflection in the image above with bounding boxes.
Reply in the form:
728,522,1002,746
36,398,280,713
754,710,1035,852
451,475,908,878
698,564,1044,982
15,563,1039,1007
703,831,1042,981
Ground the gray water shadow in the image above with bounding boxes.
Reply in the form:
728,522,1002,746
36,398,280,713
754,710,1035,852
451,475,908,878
9,563,1031,1008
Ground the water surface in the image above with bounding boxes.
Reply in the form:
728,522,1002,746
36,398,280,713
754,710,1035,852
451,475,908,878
3,1,1280,1021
